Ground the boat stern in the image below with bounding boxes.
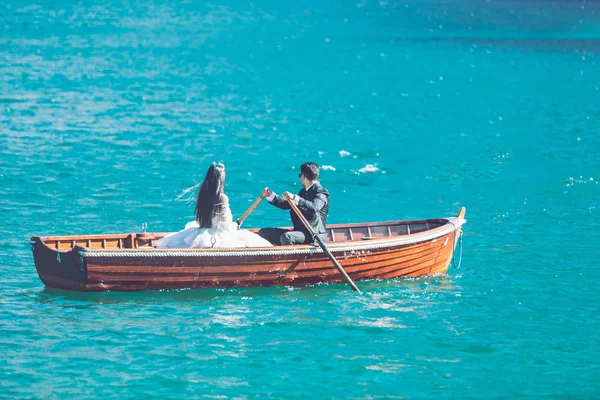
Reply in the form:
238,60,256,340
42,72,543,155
30,237,87,291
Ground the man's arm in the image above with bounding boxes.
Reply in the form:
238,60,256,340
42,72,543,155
263,187,291,210
296,191,328,216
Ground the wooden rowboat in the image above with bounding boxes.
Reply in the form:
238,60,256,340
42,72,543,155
30,208,466,292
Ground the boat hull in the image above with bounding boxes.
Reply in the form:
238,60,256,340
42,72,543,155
30,213,465,292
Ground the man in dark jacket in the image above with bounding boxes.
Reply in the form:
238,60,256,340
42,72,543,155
258,162,329,245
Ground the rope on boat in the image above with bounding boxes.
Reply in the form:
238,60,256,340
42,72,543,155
81,246,355,258
447,221,464,270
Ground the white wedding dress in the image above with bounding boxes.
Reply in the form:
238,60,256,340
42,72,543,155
155,195,272,249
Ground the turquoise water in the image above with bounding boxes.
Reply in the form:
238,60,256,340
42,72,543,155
1,0,599,398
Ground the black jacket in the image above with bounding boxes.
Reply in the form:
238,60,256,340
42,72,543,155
269,182,329,236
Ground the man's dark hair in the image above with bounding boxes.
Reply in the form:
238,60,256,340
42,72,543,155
300,162,319,181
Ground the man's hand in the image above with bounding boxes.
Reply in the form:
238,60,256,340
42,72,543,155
262,187,273,197
282,191,295,201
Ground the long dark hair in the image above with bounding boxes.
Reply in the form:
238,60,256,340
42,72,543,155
195,163,226,228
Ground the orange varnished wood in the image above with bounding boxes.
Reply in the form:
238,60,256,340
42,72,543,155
85,244,441,276
84,232,457,286
84,248,440,282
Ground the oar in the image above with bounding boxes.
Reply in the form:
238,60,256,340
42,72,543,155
236,193,267,228
286,198,361,293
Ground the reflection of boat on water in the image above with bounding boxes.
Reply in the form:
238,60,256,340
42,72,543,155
30,208,466,292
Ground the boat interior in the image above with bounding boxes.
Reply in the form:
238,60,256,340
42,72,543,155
35,219,450,251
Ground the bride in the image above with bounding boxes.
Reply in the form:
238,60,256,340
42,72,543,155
156,163,273,249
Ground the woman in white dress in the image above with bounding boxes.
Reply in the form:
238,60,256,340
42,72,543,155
156,163,273,249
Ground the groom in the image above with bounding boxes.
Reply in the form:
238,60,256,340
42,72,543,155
258,162,329,245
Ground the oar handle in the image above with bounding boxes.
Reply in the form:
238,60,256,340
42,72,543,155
286,198,361,293
236,193,267,227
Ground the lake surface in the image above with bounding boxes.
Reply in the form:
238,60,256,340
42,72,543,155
1,0,599,398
